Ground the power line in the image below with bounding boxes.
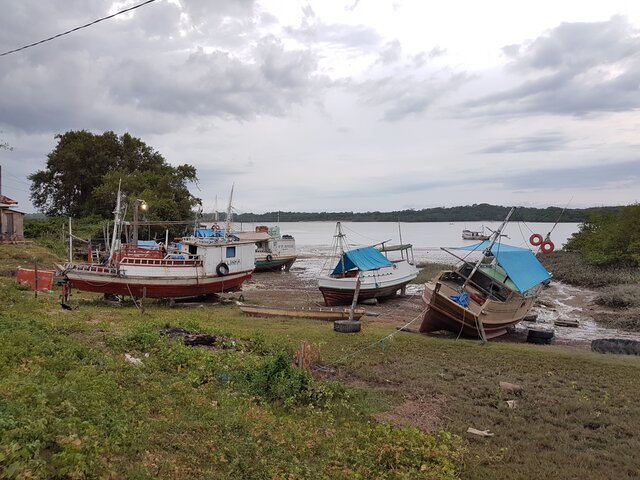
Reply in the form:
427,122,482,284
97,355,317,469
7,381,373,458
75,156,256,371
0,0,159,58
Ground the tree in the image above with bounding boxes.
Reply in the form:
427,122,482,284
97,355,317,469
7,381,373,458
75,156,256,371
29,131,199,220
565,204,640,266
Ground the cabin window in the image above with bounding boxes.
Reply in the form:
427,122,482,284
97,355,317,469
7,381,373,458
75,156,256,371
226,246,236,258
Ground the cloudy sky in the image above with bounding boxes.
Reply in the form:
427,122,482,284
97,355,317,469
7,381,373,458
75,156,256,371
1,0,639,214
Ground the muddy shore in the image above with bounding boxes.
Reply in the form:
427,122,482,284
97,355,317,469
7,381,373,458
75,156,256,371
235,262,640,350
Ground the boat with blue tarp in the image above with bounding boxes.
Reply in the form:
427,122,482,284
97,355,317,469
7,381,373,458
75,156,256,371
318,222,418,306
420,208,553,340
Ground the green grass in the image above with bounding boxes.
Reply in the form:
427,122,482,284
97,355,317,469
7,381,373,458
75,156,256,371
2,247,640,479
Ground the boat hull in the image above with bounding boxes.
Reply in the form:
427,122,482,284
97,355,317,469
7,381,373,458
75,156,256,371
318,261,417,306
254,255,297,272
419,279,535,339
66,268,252,299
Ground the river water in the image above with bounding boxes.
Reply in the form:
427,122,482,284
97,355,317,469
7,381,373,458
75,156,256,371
239,221,640,342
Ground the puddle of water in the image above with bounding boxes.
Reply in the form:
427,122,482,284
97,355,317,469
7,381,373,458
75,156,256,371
522,281,640,341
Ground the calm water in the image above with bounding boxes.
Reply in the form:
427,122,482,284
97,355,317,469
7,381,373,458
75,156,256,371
238,220,581,264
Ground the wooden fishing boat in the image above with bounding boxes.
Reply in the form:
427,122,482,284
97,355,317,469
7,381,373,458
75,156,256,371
239,304,366,321
62,186,256,300
420,208,552,340
235,225,297,272
461,228,490,241
318,222,418,306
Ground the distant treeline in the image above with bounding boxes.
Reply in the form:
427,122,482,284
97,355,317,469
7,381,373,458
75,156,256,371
213,204,623,223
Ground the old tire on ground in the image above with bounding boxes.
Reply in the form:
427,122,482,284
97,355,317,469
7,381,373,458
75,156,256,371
527,329,554,345
527,329,554,340
527,336,553,345
591,338,640,356
334,320,362,333
216,263,229,276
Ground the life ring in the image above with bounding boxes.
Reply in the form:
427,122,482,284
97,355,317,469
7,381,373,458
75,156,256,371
266,254,273,262
216,262,229,276
211,224,220,230
540,241,555,253
529,234,543,246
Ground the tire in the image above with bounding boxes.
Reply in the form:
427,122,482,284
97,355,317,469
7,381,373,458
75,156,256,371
527,336,553,345
527,329,554,340
216,263,229,276
591,338,640,356
334,320,362,333
266,254,273,262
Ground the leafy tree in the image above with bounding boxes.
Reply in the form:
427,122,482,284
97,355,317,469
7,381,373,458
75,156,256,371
565,204,640,266
29,131,199,220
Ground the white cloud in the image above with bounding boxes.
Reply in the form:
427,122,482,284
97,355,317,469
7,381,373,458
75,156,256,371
0,0,639,213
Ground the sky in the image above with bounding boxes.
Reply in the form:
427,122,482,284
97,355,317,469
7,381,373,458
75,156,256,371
1,0,639,215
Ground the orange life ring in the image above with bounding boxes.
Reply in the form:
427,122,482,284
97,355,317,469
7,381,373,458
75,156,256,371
529,234,543,246
212,224,220,230
540,240,555,253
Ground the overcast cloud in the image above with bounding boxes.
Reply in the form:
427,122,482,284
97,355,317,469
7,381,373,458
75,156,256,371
0,0,639,214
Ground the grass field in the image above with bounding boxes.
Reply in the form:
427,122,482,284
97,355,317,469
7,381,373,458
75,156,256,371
2,245,640,479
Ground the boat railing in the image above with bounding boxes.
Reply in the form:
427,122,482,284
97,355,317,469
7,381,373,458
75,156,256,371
66,263,119,275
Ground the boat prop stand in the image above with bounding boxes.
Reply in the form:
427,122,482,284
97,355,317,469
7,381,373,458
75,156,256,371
348,273,362,321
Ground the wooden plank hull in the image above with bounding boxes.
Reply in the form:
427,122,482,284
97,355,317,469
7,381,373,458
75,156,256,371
240,305,365,321
419,280,535,339
319,280,411,307
66,269,252,299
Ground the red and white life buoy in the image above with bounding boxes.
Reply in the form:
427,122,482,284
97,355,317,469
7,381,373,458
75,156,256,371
529,234,543,246
540,240,555,253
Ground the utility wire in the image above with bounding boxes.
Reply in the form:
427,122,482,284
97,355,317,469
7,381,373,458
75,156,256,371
0,0,159,58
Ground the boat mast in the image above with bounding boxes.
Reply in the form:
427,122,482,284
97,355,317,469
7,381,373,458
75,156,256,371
462,207,515,290
107,180,123,264
225,183,235,236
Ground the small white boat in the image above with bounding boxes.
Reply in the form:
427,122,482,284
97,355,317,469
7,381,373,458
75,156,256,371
462,227,490,241
318,222,418,306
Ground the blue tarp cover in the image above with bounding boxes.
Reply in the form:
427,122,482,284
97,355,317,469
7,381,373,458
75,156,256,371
137,240,159,249
331,246,392,275
450,241,552,293
194,229,225,238
449,291,470,307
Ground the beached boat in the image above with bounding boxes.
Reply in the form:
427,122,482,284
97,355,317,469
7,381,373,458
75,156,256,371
62,188,255,300
318,222,418,306
235,225,297,272
239,304,366,321
462,227,490,241
420,209,552,340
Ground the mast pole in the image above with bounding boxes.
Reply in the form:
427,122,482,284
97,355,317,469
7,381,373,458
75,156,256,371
225,183,235,237
462,207,515,290
107,181,122,264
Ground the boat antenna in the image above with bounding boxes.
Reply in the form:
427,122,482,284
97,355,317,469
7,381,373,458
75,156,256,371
225,183,235,236
462,206,515,290
214,195,219,223
546,196,572,240
107,180,123,264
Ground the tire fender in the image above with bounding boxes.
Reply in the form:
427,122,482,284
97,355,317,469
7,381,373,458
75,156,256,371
216,262,229,276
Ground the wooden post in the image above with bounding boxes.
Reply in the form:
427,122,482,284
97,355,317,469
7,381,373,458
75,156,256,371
141,287,146,315
348,273,362,321
34,259,38,298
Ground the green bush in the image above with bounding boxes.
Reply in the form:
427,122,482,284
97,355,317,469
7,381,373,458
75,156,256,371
241,350,312,407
